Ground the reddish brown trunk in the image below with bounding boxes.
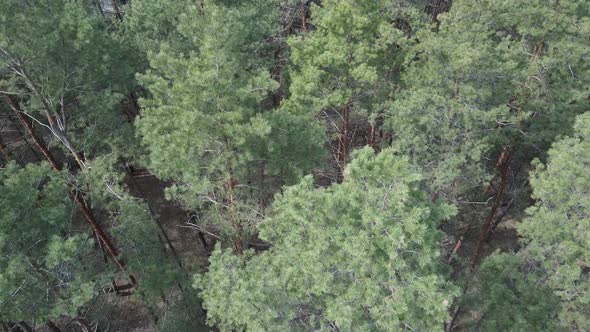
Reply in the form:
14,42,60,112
5,96,60,169
447,236,464,264
73,191,126,271
470,147,513,270
4,112,40,161
486,199,514,242
301,3,307,32
369,123,376,148
336,105,350,181
4,95,133,283
483,144,512,195
223,137,244,256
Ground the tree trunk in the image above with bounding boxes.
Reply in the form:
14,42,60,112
301,3,308,32
42,110,87,169
0,135,9,164
4,96,60,169
470,146,513,270
369,123,376,149
198,231,211,256
336,105,350,182
46,320,61,332
4,95,132,283
485,199,514,242
67,318,90,332
93,0,106,18
4,111,41,163
111,0,123,21
10,322,32,332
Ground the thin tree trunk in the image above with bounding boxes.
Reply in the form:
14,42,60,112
111,0,123,21
4,95,132,283
4,58,87,169
198,231,211,256
336,105,350,182
0,135,9,164
4,96,60,169
485,199,514,242
369,123,376,149
470,146,513,270
10,322,32,332
93,0,106,19
224,138,243,256
5,111,41,162
46,320,61,332
228,172,244,256
447,235,464,264
301,3,307,32
67,318,90,332
42,109,87,169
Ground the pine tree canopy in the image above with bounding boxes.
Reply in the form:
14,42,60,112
0,0,588,330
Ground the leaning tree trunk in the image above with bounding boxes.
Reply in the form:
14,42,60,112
470,145,514,270
46,320,61,332
3,95,134,284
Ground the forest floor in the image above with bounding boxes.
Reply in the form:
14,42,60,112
62,174,213,332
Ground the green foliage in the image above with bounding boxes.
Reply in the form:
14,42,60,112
387,0,590,196
1,0,589,329
0,163,100,321
472,112,590,331
287,0,426,110
138,1,324,242
469,253,560,331
518,112,590,329
0,0,140,160
196,148,458,331
120,0,193,57
79,156,180,302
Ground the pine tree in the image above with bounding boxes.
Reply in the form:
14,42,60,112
519,112,590,329
468,254,560,331
0,163,101,322
0,0,141,165
1,1,185,323
387,0,590,198
285,0,429,179
473,112,590,330
196,147,458,331
137,1,324,253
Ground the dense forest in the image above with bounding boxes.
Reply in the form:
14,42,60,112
0,0,588,331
